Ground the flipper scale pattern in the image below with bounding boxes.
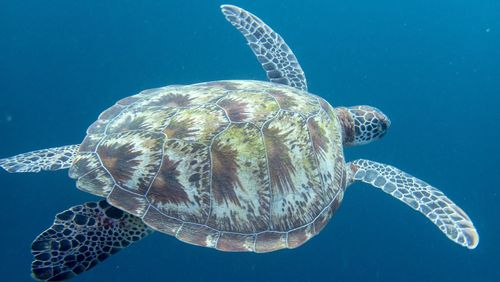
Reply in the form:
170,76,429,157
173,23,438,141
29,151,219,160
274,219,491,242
349,159,479,249
0,145,80,173
221,5,308,91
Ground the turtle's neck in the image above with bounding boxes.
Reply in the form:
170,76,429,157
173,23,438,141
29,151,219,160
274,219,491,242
334,107,355,146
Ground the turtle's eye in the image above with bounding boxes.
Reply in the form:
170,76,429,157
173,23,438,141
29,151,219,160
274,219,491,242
375,110,391,138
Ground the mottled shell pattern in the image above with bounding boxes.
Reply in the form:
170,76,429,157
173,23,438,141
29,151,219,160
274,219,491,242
68,80,346,252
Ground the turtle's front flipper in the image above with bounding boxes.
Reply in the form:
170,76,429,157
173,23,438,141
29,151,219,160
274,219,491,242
221,5,308,91
348,159,479,249
31,200,153,281
0,144,79,173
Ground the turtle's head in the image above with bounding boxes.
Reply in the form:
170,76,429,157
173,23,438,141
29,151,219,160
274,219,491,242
335,105,391,146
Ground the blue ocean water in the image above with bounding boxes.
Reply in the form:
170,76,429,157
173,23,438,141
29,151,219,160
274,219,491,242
0,0,498,281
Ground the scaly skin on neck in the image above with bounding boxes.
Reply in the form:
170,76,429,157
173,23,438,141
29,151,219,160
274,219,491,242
334,107,355,146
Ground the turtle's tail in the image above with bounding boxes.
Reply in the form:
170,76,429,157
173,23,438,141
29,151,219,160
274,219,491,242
0,144,80,173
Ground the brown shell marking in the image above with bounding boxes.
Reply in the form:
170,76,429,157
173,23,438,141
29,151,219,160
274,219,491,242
70,153,114,197
164,116,197,140
146,139,210,224
216,91,280,127
99,143,141,185
308,118,328,157
137,90,193,109
264,111,326,231
97,131,164,194
69,153,99,180
211,139,244,206
129,83,229,111
263,126,296,194
163,104,229,145
147,155,189,205
106,107,177,134
217,97,249,121
170,83,230,105
266,86,320,115
207,123,270,233
152,93,193,108
309,107,345,205
267,89,298,110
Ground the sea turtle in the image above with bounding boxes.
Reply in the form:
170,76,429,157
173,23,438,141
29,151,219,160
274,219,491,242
0,4,478,282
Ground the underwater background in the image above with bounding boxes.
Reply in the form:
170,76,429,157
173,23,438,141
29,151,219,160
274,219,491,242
0,0,498,281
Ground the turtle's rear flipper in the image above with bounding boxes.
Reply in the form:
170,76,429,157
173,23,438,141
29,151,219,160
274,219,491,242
348,159,479,249
0,144,80,173
31,200,153,281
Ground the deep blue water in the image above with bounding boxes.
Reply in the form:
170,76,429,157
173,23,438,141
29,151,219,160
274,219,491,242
0,1,499,281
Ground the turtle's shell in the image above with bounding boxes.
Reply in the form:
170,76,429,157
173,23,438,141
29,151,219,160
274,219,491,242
68,80,346,252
